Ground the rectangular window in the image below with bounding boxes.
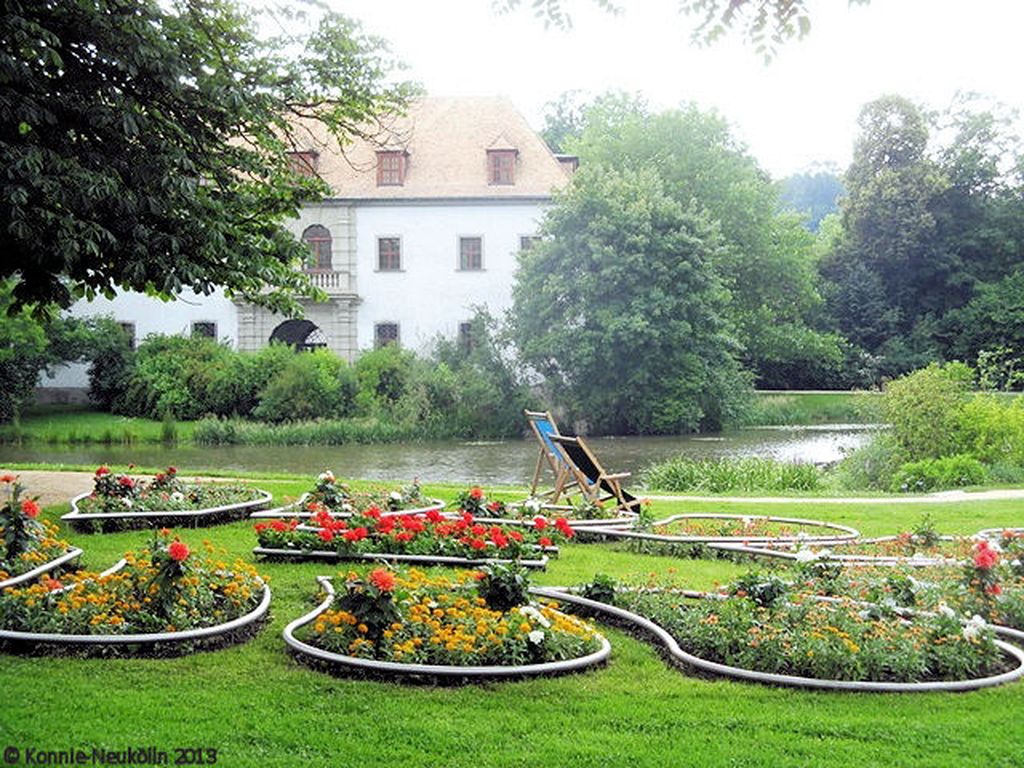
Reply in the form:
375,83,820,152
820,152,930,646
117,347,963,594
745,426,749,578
118,322,136,350
487,150,516,185
377,237,402,271
287,150,319,176
374,322,400,348
520,235,540,252
459,236,483,271
458,322,475,354
191,321,216,339
377,151,406,186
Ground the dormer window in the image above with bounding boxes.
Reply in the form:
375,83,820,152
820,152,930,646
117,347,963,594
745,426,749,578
487,149,517,185
287,150,319,176
377,151,407,186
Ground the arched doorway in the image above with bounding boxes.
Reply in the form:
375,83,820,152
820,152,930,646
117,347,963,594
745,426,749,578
269,319,328,351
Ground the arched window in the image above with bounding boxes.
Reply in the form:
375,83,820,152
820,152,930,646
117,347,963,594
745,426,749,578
301,225,332,270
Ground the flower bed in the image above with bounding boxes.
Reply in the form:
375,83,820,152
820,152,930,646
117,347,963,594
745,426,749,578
548,571,1024,691
283,565,609,680
0,475,81,588
251,472,442,519
455,487,638,529
254,506,573,569
65,466,271,532
0,530,269,654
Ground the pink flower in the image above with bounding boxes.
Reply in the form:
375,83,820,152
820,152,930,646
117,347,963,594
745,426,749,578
974,541,999,570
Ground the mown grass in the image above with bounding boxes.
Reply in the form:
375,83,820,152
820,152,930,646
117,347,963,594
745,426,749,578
2,472,1024,766
0,405,196,446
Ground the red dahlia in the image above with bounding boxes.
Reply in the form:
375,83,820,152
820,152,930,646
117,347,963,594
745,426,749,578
369,568,396,592
168,540,190,562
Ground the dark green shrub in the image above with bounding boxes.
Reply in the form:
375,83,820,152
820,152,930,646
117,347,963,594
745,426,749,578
477,563,530,612
87,320,135,412
205,343,295,417
890,454,989,493
253,349,356,422
354,345,413,414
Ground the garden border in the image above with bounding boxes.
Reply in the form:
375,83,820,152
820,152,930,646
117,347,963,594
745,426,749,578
536,588,1024,693
706,541,963,567
0,548,83,590
250,494,445,519
253,546,551,569
595,513,860,545
64,489,273,530
0,581,271,650
281,576,610,680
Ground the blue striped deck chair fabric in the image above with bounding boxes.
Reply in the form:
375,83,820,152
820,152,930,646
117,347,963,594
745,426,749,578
524,410,577,502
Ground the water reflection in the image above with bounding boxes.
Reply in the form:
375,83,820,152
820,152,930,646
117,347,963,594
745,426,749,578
0,426,879,486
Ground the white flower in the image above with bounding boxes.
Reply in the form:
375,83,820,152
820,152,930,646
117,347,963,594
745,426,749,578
518,605,551,627
341,503,353,513
1012,560,1021,568
389,491,402,501
318,471,335,484
122,497,133,508
524,498,543,514
528,630,545,644
170,491,184,502
741,516,753,528
797,531,809,541
794,548,820,563
937,602,956,619
963,614,986,641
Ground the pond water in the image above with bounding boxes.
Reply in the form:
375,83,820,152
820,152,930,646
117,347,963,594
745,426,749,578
0,425,879,487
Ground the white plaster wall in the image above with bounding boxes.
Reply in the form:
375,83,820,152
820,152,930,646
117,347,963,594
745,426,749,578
354,201,545,352
41,289,239,388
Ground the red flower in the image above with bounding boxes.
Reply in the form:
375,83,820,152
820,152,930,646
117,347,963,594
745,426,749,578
44,577,62,592
491,532,508,549
974,541,999,570
469,538,487,550
167,466,177,474
158,527,171,536
469,486,484,500
344,527,368,543
487,501,502,513
534,517,548,531
318,528,334,543
118,475,135,488
471,524,487,536
395,531,414,543
987,583,1003,596
509,530,523,542
20,499,40,518
369,568,396,592
168,540,190,562
95,466,110,477
155,473,165,483
462,511,475,525
271,520,288,532
377,517,395,534
539,537,553,548
426,509,444,524
254,522,268,533
365,506,382,520
0,473,16,484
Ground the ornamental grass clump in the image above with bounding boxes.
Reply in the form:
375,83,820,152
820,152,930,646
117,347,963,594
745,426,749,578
0,530,265,636
304,567,601,666
0,474,73,581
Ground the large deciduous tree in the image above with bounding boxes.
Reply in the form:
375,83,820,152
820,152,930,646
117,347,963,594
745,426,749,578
511,165,748,434
1,0,413,315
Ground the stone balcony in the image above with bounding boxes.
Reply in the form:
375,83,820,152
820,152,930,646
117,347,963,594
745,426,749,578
304,269,354,295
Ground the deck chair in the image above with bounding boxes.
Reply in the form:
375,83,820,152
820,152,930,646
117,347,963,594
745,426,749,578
524,410,579,503
548,434,644,514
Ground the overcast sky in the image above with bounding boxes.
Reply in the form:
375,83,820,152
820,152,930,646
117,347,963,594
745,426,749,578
328,0,1023,178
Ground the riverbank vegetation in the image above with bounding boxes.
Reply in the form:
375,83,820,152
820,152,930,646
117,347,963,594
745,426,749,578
3,473,1024,766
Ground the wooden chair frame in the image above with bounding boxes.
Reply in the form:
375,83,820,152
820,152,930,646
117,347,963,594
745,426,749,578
548,434,643,514
524,410,578,504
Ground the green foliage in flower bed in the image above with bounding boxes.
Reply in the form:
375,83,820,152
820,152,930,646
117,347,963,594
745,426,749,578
301,565,601,666
75,466,263,514
0,476,73,580
594,576,1005,683
295,471,426,514
642,456,821,493
0,530,264,636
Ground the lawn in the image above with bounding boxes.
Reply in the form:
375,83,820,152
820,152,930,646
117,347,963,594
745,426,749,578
2,473,1023,767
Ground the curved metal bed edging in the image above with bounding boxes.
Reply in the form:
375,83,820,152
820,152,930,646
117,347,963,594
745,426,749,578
252,547,550,569
595,513,860,545
975,527,1023,543
0,583,271,646
468,515,638,530
0,548,84,590
281,577,610,679
64,489,273,523
533,588,1024,693
705,541,964,567
250,495,446,519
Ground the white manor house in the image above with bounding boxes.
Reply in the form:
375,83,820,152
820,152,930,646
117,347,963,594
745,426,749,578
43,96,575,393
